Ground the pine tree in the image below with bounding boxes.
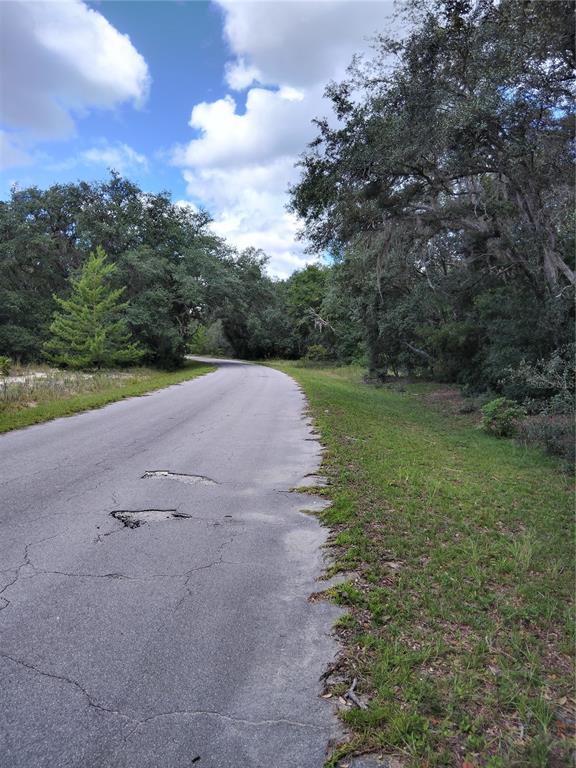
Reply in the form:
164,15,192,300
44,247,143,369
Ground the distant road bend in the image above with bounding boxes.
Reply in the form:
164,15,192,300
0,358,341,768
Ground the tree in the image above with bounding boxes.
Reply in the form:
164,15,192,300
290,0,575,385
0,175,236,367
44,247,143,369
0,175,299,366
285,264,330,356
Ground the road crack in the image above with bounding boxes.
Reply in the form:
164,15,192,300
120,709,327,744
0,531,66,608
0,652,136,724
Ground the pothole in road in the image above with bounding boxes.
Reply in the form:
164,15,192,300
111,509,193,528
142,470,218,486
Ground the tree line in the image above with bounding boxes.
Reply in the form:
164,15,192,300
0,173,297,368
0,173,356,370
290,0,574,404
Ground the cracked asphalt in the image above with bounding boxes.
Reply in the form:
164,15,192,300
0,359,342,768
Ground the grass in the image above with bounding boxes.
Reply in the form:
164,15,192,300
270,363,574,768
0,361,215,433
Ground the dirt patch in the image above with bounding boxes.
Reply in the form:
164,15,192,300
420,384,479,419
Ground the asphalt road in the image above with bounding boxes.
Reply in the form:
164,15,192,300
0,359,342,768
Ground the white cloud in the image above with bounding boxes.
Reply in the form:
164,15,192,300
225,58,262,91
174,0,396,276
0,0,150,140
0,131,33,170
182,156,304,278
81,142,148,173
175,85,317,170
42,141,148,175
218,0,395,88
175,199,200,214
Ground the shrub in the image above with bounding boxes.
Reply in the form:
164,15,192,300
0,356,12,376
517,415,575,464
304,344,331,362
502,344,576,413
480,397,526,437
416,321,479,382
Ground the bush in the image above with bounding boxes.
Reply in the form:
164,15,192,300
416,321,479,382
0,356,12,376
502,344,576,413
304,344,331,362
517,415,575,464
481,397,526,437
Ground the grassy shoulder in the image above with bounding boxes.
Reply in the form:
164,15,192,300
270,363,574,768
0,361,215,434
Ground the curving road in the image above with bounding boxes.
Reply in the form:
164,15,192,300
0,359,341,768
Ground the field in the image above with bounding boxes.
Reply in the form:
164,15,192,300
272,363,574,768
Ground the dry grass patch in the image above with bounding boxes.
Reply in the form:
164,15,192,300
0,361,215,433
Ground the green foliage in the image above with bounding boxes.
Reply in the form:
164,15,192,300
44,247,143,369
212,248,297,360
187,324,209,355
304,343,331,362
285,264,329,354
480,397,526,437
188,320,233,357
0,174,299,367
0,356,12,376
290,0,575,394
416,322,479,382
319,263,365,363
502,344,576,413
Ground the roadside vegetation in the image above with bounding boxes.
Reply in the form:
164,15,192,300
273,362,574,768
0,361,214,433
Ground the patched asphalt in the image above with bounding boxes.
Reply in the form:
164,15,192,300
0,359,343,767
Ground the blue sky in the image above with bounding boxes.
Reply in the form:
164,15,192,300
0,0,396,276
80,1,227,198
1,2,228,200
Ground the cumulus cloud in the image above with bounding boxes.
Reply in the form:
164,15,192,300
182,155,302,278
219,0,395,88
174,85,314,170
0,0,150,139
175,200,200,214
43,140,148,176
174,0,396,276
